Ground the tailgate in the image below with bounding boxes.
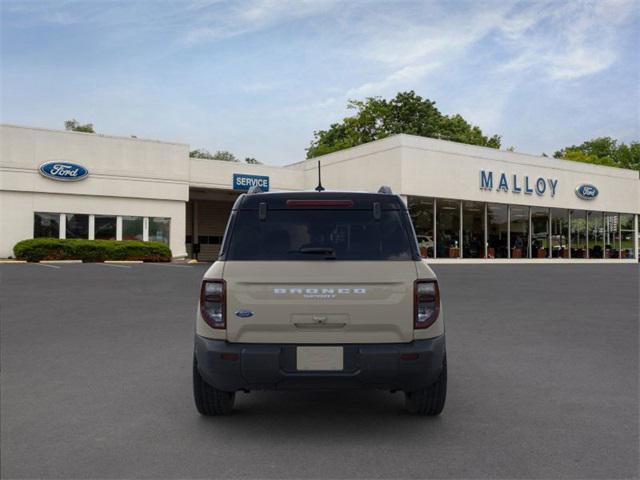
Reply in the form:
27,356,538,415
223,261,417,344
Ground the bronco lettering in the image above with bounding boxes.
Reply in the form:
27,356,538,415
273,287,367,298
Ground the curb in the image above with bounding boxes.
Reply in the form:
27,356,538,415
424,259,639,264
0,260,27,264
40,260,83,264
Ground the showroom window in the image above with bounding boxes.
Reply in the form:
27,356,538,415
436,199,460,258
603,213,619,259
487,203,508,259
531,207,550,259
588,211,604,258
408,197,434,258
122,216,143,241
509,206,529,259
462,201,484,259
34,212,60,238
620,214,635,259
66,214,89,239
551,209,570,258
571,210,587,258
95,215,117,240
149,217,170,244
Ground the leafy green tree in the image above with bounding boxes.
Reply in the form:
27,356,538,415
244,157,262,164
306,91,501,158
189,149,239,162
212,150,238,162
64,119,94,133
554,137,640,171
189,149,215,159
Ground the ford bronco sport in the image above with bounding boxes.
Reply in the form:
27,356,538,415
193,188,446,415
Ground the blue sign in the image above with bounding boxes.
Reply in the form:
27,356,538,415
575,184,598,200
39,161,89,182
480,170,558,197
233,173,269,191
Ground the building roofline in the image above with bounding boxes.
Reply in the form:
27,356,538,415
289,133,639,179
395,133,639,178
284,135,402,168
0,123,189,147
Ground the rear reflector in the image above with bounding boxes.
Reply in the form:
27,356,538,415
400,353,419,361
220,353,239,361
286,199,354,207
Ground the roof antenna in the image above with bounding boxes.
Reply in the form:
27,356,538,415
315,160,325,192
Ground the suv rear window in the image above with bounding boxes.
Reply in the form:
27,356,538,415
224,209,417,261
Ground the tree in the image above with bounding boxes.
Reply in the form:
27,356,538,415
189,149,239,162
212,150,238,162
64,119,94,133
306,91,501,158
189,149,215,159
554,137,640,171
244,157,262,164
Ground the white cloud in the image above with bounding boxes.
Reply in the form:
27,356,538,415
499,0,637,80
183,0,341,44
359,5,511,67
347,63,440,97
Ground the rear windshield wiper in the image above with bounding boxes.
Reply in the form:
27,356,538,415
298,247,336,259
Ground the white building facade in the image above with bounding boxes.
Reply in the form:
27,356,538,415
1,124,638,262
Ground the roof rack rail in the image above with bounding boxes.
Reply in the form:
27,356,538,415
246,185,263,195
377,185,393,194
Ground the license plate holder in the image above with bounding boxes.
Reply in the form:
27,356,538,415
296,346,343,371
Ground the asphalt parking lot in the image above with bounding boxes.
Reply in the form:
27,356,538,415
1,263,638,479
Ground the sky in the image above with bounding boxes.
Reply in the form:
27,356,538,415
1,0,639,165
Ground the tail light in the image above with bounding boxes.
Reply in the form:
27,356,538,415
414,280,440,329
200,280,226,329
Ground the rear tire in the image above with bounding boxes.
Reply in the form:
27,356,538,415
404,355,447,416
193,356,235,416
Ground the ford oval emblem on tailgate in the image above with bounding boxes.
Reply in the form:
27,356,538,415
235,309,254,318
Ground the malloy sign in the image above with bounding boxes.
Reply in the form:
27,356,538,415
480,170,558,197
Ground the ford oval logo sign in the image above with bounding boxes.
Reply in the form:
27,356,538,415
235,309,254,318
575,184,598,200
39,161,89,182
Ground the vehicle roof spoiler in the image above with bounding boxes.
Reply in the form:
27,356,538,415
377,186,393,194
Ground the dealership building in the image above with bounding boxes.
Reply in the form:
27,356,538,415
1,124,638,262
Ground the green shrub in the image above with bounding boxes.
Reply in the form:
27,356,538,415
13,238,172,262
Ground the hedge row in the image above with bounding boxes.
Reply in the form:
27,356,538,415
13,238,172,262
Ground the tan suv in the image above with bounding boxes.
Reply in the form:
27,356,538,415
193,188,446,415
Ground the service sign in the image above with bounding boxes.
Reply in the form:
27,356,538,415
39,161,89,182
575,184,598,200
233,173,269,191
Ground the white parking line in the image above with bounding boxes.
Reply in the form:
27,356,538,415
35,263,61,269
96,263,132,269
147,263,193,268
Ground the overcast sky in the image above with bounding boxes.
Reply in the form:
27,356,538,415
2,0,639,165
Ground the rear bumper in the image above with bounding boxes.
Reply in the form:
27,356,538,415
194,335,446,392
